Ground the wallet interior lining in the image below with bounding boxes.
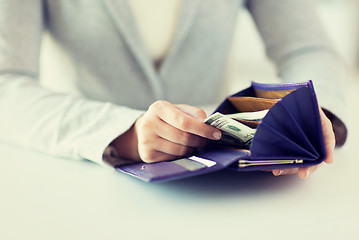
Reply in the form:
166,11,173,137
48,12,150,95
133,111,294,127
254,89,295,99
222,87,307,152
228,97,278,113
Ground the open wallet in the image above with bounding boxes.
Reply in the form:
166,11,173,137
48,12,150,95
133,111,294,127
116,80,338,182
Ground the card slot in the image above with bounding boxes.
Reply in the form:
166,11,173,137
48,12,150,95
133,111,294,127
251,81,309,99
228,97,278,112
250,121,318,160
172,158,207,171
266,101,318,156
254,89,294,99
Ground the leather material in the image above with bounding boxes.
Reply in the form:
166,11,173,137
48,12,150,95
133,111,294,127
254,89,294,99
228,97,278,112
116,81,328,182
118,147,248,182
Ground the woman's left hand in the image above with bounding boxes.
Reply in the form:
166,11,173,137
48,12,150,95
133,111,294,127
272,108,336,178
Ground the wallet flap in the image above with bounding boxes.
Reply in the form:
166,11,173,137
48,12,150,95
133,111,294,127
213,81,325,172
116,148,249,182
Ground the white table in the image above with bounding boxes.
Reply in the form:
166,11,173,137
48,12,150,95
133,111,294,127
1,79,358,240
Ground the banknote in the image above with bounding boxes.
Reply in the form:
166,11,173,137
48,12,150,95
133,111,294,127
225,109,268,121
205,112,256,147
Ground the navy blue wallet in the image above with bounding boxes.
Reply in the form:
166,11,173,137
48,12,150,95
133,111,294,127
116,81,331,182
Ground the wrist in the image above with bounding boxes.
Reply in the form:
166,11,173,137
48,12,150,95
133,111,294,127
111,123,140,161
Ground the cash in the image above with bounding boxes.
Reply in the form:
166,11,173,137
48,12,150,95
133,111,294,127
205,112,256,148
225,109,268,121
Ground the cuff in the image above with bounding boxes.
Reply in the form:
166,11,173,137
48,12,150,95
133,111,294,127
102,145,139,167
76,103,145,165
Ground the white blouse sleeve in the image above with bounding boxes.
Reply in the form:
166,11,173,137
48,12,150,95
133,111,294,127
247,0,348,146
0,0,144,164
247,0,348,120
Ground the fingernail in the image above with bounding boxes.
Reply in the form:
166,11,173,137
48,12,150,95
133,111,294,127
273,169,284,176
305,168,311,178
212,131,221,140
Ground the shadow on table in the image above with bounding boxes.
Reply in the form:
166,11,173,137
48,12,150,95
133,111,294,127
150,169,300,198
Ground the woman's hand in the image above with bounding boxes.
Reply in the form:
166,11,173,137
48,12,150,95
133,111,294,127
112,101,222,163
272,108,336,178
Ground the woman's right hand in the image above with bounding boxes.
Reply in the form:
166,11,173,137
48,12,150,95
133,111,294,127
112,100,222,163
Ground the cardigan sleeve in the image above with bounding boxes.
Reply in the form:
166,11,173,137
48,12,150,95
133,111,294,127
0,0,144,164
247,0,348,146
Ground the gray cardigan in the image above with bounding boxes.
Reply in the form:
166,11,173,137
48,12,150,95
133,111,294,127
0,0,347,163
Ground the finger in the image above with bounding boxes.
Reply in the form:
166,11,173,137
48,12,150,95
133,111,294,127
298,167,311,179
152,137,196,157
273,163,324,178
323,125,335,164
298,165,321,179
137,125,195,160
272,169,284,176
306,163,323,175
150,101,221,140
175,104,207,121
138,135,195,161
272,168,298,176
319,108,335,164
155,118,208,147
139,149,181,163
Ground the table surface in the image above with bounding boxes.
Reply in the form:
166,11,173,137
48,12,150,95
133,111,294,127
1,79,358,240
